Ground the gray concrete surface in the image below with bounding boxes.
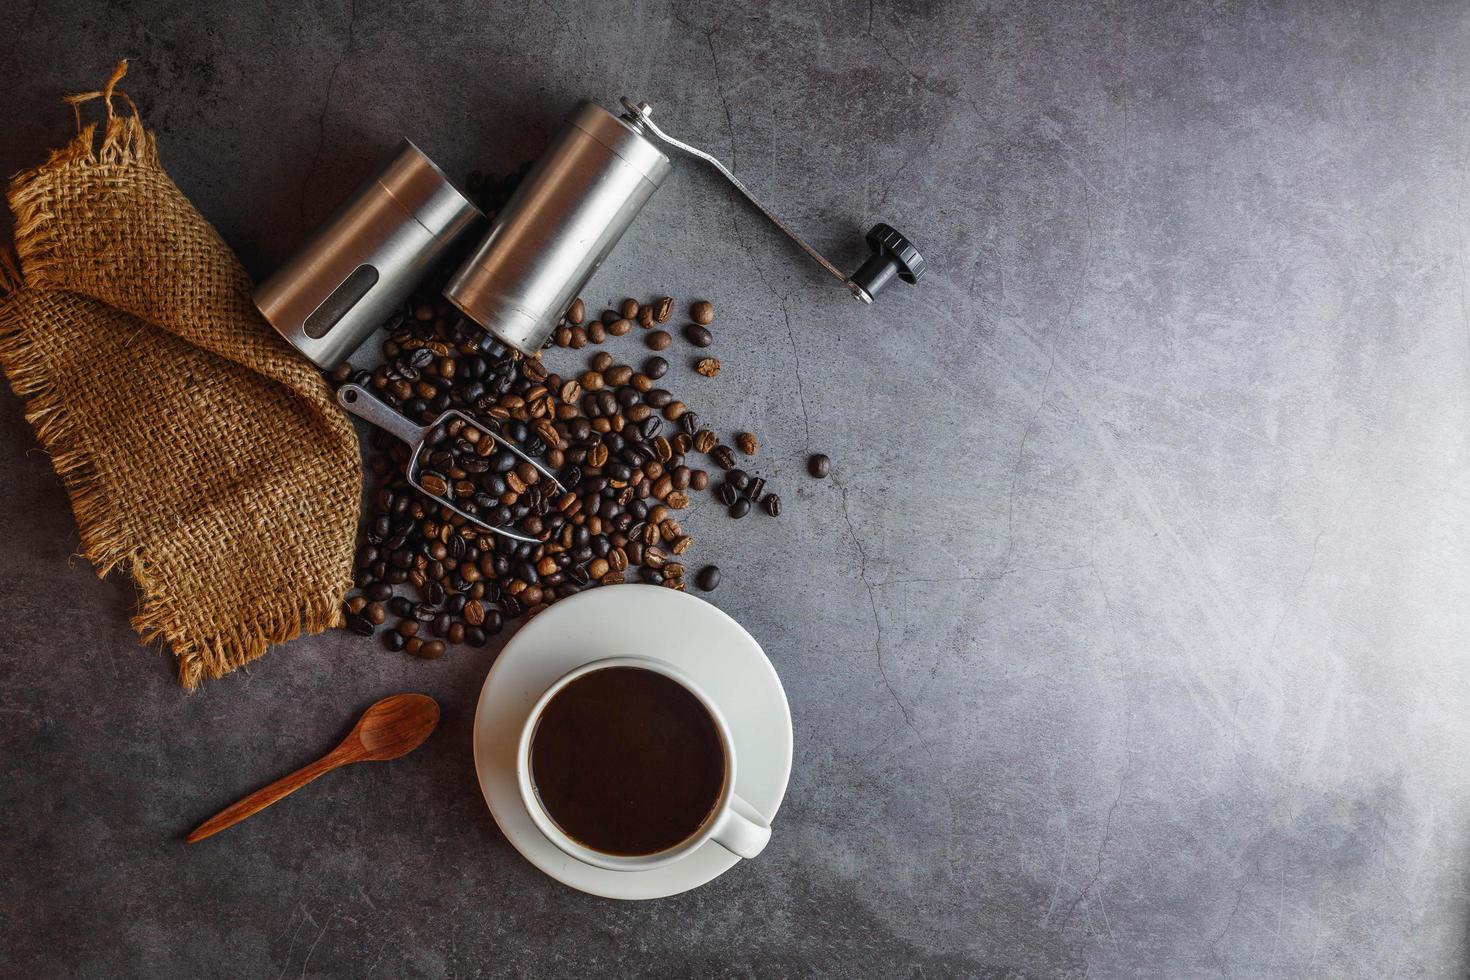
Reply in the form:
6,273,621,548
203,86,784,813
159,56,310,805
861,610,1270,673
2,1,1470,976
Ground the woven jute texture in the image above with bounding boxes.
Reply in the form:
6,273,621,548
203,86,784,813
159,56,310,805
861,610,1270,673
0,62,361,689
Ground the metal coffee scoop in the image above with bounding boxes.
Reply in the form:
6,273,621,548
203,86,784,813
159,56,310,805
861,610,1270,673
335,383,563,543
445,97,926,355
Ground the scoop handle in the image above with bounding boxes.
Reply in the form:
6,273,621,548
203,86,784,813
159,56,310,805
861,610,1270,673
336,383,426,446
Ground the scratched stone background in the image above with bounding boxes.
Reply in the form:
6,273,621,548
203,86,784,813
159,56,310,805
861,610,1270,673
2,1,1470,977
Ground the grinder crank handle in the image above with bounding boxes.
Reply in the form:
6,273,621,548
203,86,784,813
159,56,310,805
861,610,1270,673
335,383,428,446
618,97,925,303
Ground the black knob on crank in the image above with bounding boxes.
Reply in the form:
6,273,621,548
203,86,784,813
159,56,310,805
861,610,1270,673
849,223,925,302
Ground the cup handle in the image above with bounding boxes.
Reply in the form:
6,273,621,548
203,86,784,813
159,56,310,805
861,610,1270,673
710,792,771,860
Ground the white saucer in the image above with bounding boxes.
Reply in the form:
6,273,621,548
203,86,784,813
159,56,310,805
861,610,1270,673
471,584,793,900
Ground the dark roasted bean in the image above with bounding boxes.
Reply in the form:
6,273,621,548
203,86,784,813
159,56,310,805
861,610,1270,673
344,613,375,636
696,565,721,591
711,445,735,469
762,493,781,516
729,497,751,519
644,356,668,379
684,324,712,347
808,453,831,478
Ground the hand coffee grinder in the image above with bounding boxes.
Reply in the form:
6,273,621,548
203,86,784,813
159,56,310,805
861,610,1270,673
256,97,925,367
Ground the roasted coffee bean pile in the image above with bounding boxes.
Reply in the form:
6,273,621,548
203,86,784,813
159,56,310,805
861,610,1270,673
330,163,808,652
328,286,794,655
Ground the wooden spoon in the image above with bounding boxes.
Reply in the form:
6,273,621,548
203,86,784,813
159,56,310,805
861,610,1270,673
186,693,440,844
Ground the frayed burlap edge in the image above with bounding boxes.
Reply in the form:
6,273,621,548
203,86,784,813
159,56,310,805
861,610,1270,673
0,272,345,690
8,62,160,294
0,62,348,690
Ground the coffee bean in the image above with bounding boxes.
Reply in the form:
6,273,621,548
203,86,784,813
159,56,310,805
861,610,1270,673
366,582,393,602
588,320,607,344
384,630,406,651
683,324,712,348
648,330,672,351
637,305,655,329
729,497,751,519
415,639,447,660
694,429,718,453
728,469,750,491
808,453,831,478
696,357,720,377
344,613,375,636
696,565,721,591
567,298,586,325
609,317,633,336
711,445,736,469
717,483,738,506
691,300,714,325
620,298,640,319
655,296,675,323
736,432,758,456
762,493,781,517
690,469,709,491
746,476,766,501
644,356,669,380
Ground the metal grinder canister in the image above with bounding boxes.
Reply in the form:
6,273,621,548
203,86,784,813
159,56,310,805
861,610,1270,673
444,101,672,355
253,139,483,370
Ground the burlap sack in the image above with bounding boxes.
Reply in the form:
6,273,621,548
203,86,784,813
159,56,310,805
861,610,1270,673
0,62,361,689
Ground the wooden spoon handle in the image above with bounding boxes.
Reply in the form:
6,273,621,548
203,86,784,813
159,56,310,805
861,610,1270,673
186,750,352,843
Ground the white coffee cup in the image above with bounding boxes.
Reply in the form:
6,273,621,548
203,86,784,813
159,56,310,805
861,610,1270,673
516,656,772,871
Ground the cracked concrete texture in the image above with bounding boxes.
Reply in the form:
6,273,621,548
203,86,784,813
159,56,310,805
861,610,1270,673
3,0,1470,976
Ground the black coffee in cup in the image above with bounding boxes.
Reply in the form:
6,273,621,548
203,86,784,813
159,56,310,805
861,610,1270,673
529,666,725,855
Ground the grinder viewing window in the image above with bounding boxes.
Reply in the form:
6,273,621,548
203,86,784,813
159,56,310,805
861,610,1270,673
254,97,925,367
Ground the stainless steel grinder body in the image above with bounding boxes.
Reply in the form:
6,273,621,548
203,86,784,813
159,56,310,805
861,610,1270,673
445,102,671,355
254,139,482,369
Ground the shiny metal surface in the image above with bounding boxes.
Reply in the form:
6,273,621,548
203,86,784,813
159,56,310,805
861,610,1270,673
335,384,563,543
254,139,481,370
444,102,671,355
